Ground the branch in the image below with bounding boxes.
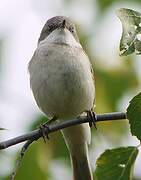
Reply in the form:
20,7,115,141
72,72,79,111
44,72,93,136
0,112,126,150
10,139,34,180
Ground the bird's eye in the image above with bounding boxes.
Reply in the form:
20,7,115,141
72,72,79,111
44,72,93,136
69,26,74,33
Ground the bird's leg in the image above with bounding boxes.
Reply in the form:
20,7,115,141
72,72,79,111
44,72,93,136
39,116,57,142
87,110,97,129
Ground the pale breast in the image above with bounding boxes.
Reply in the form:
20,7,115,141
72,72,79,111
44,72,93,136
29,43,95,119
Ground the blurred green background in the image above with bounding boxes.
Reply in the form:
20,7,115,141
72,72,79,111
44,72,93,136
0,0,141,179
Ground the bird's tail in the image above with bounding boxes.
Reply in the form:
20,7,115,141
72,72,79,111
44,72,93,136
61,123,93,180
71,143,93,180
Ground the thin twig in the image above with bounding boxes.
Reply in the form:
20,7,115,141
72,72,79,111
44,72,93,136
0,112,126,150
10,139,34,180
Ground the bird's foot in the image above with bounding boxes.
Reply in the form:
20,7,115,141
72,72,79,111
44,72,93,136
87,110,97,129
39,123,50,143
39,116,57,143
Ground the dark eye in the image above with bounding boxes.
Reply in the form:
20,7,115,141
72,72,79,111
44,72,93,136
69,26,74,33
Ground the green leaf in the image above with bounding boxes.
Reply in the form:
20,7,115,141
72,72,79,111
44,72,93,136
127,92,141,140
94,147,138,180
116,8,141,56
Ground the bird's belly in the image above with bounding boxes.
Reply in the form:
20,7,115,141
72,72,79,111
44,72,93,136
30,45,95,119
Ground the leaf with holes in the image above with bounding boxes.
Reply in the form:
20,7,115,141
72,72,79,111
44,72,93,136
94,146,138,180
127,92,141,140
117,8,141,56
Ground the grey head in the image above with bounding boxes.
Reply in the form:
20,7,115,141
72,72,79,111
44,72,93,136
38,16,79,43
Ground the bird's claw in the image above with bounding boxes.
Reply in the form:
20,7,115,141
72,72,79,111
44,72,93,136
39,123,50,143
87,111,97,129
39,116,57,143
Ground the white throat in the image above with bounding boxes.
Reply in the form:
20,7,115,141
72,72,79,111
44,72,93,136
39,28,82,48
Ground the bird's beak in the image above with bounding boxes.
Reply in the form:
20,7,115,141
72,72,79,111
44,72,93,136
60,20,66,29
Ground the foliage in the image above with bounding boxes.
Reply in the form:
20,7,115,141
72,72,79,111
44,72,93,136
95,147,138,180
94,8,141,180
127,92,141,140
117,8,141,56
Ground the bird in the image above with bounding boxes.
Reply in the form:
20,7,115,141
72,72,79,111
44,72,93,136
28,16,95,180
